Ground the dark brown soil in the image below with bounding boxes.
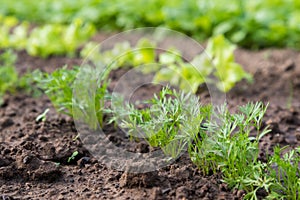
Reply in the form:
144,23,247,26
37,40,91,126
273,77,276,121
1,35,300,199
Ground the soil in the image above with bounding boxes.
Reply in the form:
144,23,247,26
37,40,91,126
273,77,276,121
1,34,300,199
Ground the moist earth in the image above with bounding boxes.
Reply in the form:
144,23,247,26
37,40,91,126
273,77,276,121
1,36,300,199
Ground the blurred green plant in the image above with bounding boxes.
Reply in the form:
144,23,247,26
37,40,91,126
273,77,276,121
154,34,252,92
82,35,251,93
1,0,300,49
0,15,95,57
0,49,18,105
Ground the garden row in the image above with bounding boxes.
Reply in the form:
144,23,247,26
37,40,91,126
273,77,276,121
1,44,299,199
1,0,300,50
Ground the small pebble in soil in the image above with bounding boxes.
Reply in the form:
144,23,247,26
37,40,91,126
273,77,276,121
77,156,91,168
0,117,14,129
0,157,11,167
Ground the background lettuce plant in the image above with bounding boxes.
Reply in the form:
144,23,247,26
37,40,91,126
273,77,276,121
0,15,95,57
1,0,300,49
81,35,252,93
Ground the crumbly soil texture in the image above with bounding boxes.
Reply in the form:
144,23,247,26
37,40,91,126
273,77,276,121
1,35,300,199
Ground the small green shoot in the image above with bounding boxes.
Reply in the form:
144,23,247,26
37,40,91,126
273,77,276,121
36,108,49,122
73,133,80,141
67,151,79,163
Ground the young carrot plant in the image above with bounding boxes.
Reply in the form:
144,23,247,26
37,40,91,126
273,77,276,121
31,66,79,116
113,86,205,158
22,62,300,199
267,146,300,200
31,66,110,128
188,101,300,199
189,102,271,199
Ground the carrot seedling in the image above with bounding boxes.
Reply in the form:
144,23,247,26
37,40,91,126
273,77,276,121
36,108,49,122
31,65,110,128
114,86,204,158
67,151,79,163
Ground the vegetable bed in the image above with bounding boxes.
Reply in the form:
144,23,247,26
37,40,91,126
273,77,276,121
1,32,300,199
1,1,300,199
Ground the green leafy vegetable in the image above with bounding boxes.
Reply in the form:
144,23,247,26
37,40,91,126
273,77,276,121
26,18,95,57
1,0,300,49
154,35,252,92
0,15,95,58
82,36,251,93
207,34,253,92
